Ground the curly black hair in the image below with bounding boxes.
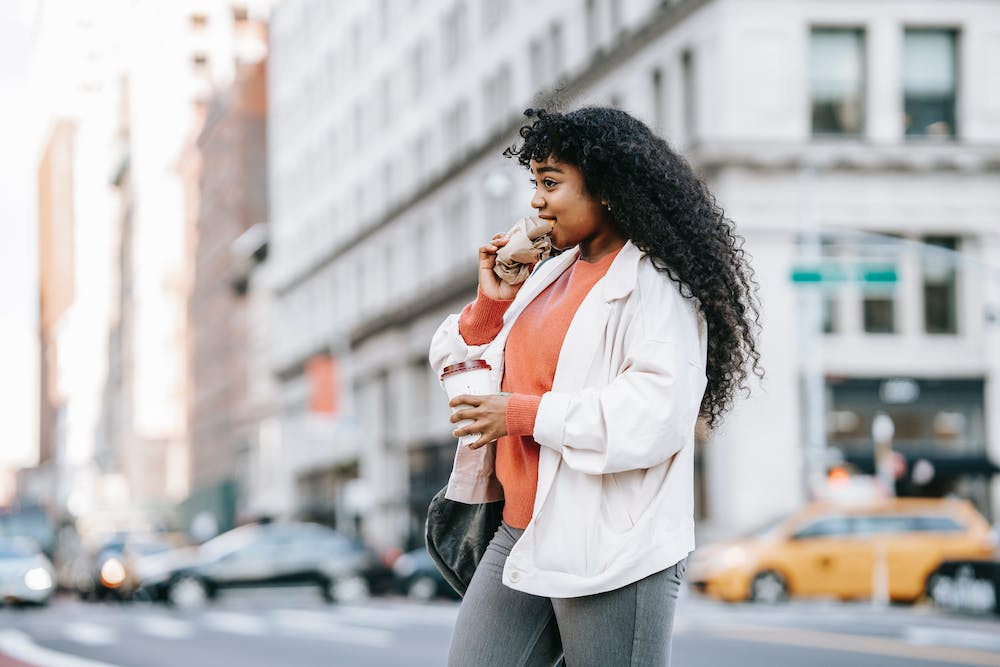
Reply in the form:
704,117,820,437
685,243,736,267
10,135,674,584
504,107,762,429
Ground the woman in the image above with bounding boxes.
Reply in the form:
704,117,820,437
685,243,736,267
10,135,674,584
429,107,761,666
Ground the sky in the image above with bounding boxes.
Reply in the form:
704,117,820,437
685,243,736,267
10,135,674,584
0,0,40,475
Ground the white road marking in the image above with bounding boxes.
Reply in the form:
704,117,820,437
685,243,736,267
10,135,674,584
0,630,123,667
134,615,197,640
269,609,392,647
336,603,460,626
62,623,117,647
702,623,1000,666
906,626,1000,652
202,610,270,636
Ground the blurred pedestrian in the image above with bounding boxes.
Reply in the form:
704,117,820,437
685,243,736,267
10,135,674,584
430,106,762,666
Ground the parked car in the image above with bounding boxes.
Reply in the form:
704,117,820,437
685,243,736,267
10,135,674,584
927,558,1000,615
0,504,55,560
687,497,996,604
392,548,460,601
0,537,56,606
137,522,385,608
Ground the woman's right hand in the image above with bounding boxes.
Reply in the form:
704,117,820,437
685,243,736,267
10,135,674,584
479,233,521,300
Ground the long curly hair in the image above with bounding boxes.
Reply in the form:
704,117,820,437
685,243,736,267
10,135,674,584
504,107,762,429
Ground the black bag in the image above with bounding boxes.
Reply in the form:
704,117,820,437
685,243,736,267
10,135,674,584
425,486,504,597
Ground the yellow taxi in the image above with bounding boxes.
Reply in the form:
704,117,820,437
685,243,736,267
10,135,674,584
687,497,996,604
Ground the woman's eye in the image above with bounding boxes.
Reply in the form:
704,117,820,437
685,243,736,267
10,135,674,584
543,179,557,188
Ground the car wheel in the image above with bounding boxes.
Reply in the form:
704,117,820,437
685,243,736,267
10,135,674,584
750,570,788,604
324,575,370,603
167,576,209,610
407,575,438,602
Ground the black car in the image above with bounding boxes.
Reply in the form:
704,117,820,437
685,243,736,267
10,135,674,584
392,547,461,601
137,522,386,608
927,558,1000,615
73,533,181,601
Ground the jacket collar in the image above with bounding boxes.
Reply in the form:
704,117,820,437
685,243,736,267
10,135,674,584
599,240,642,302
517,239,642,309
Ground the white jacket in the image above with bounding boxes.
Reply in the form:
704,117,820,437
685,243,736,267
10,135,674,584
429,240,708,597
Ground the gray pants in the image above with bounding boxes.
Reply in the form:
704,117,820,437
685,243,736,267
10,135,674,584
448,523,686,667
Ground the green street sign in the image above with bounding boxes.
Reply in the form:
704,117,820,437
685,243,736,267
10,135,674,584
790,263,897,284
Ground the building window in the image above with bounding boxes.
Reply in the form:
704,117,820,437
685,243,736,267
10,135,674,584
550,22,564,80
651,68,664,135
903,29,957,138
410,41,428,99
481,0,508,34
413,132,432,187
379,0,392,38
809,28,865,136
681,49,697,143
609,0,623,35
922,236,958,334
442,2,467,70
380,74,393,128
445,101,469,157
529,38,544,92
483,64,511,128
861,235,899,334
586,0,599,47
862,289,896,333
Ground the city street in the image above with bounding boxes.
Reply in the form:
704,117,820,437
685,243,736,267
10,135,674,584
1,589,999,667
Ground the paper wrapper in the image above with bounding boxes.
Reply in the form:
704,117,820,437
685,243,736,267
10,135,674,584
493,216,555,286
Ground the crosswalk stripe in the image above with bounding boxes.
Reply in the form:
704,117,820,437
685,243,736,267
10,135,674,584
134,616,196,640
61,624,116,647
202,611,270,636
270,610,392,647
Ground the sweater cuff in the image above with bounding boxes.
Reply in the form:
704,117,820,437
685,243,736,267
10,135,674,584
506,393,541,438
458,289,514,345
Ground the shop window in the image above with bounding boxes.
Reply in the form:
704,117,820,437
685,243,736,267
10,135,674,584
810,28,865,136
903,29,957,138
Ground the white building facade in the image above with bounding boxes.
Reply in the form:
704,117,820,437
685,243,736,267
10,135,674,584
267,0,1000,549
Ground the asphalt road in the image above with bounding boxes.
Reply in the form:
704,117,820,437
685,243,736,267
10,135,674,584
1,588,999,666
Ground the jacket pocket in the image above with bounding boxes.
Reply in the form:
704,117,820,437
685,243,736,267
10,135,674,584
602,473,636,532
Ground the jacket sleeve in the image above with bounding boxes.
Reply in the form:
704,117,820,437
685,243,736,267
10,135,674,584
428,312,489,379
532,323,706,476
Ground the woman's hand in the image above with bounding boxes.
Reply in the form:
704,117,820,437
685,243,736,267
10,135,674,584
479,233,521,301
450,393,511,449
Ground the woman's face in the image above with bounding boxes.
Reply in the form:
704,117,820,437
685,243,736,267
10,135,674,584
529,156,617,254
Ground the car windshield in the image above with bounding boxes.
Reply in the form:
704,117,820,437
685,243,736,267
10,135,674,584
0,540,36,559
748,513,792,538
0,510,53,550
198,525,262,561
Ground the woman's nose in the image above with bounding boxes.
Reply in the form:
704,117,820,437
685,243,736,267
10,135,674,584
531,191,545,209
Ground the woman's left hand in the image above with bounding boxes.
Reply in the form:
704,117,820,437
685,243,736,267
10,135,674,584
450,393,511,449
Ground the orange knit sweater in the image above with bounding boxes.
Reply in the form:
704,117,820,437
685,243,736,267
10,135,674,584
458,248,621,528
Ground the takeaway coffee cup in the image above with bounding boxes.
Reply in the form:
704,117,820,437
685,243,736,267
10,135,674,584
440,360,493,447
